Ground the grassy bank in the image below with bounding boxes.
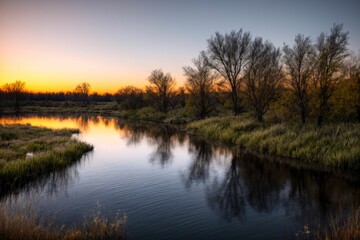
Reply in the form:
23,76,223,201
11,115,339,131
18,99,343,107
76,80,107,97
187,116,360,170
0,205,126,240
0,124,93,191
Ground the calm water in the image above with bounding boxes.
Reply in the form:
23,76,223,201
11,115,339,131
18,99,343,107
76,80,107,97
0,115,359,240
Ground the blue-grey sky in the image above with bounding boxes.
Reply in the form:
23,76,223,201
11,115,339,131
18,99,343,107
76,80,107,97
0,0,359,92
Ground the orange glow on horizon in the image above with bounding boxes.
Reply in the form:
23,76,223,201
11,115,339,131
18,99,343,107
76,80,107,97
0,76,185,94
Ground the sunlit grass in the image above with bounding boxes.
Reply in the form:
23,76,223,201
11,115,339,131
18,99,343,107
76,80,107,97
187,116,360,170
0,124,93,190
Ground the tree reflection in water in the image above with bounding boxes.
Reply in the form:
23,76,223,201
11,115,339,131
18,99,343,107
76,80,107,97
182,137,214,187
206,151,246,221
184,141,360,225
115,120,187,168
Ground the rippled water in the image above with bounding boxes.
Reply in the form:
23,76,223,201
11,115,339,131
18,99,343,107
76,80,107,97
0,115,359,240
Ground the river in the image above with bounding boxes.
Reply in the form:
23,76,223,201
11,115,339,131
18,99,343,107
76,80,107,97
0,115,359,239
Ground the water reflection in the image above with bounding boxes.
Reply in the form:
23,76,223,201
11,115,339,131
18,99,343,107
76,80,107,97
183,138,213,187
185,146,360,225
0,115,359,239
206,151,246,221
115,121,186,168
1,153,91,200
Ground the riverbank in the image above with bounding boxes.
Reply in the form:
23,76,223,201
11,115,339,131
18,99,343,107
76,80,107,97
187,116,360,171
2,104,360,172
0,124,93,192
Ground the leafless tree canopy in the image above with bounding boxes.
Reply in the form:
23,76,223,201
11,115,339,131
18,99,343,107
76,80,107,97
147,69,176,113
206,29,251,116
2,80,26,110
183,52,218,119
283,34,315,124
74,82,91,96
74,82,91,105
314,24,349,126
115,86,144,110
244,38,283,122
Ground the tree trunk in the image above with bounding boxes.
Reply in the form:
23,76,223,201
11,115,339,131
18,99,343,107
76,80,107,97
300,106,307,125
257,112,264,123
317,100,327,127
231,91,241,116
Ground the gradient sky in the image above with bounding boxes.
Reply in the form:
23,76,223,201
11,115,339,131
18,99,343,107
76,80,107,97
1,0,359,93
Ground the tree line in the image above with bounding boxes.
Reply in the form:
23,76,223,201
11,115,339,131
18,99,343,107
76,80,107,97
1,23,359,125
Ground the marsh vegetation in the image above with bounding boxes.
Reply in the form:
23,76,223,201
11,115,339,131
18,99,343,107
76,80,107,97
0,124,93,192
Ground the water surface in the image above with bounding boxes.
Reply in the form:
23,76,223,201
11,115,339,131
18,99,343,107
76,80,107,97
0,115,359,240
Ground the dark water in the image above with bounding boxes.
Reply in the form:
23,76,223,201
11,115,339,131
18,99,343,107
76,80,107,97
0,116,359,240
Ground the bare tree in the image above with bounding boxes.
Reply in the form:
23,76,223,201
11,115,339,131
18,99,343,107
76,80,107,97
115,86,144,110
283,34,315,125
314,24,349,126
2,80,25,111
206,29,251,116
74,82,91,105
183,52,218,119
146,69,176,113
244,38,283,122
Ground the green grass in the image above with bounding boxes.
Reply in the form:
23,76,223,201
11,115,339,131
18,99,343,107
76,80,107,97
0,124,93,191
0,204,126,240
187,115,360,170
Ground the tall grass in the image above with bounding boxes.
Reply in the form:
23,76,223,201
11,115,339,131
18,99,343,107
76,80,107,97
295,208,360,240
187,116,360,170
0,204,126,240
316,208,360,240
0,124,93,191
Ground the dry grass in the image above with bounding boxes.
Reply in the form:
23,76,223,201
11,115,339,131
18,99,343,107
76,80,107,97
0,204,126,240
316,208,360,240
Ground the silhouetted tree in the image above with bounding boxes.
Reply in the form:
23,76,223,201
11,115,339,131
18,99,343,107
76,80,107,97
206,29,251,116
283,34,315,125
115,86,144,109
73,82,91,105
313,24,349,126
183,52,218,119
2,80,25,111
146,69,176,113
244,38,283,122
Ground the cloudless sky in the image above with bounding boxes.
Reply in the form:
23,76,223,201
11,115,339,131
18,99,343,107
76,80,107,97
0,0,359,93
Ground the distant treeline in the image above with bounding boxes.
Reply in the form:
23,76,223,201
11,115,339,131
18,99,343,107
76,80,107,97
0,90,113,102
1,23,359,125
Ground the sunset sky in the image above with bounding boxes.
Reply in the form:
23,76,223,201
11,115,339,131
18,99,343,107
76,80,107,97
1,0,359,93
